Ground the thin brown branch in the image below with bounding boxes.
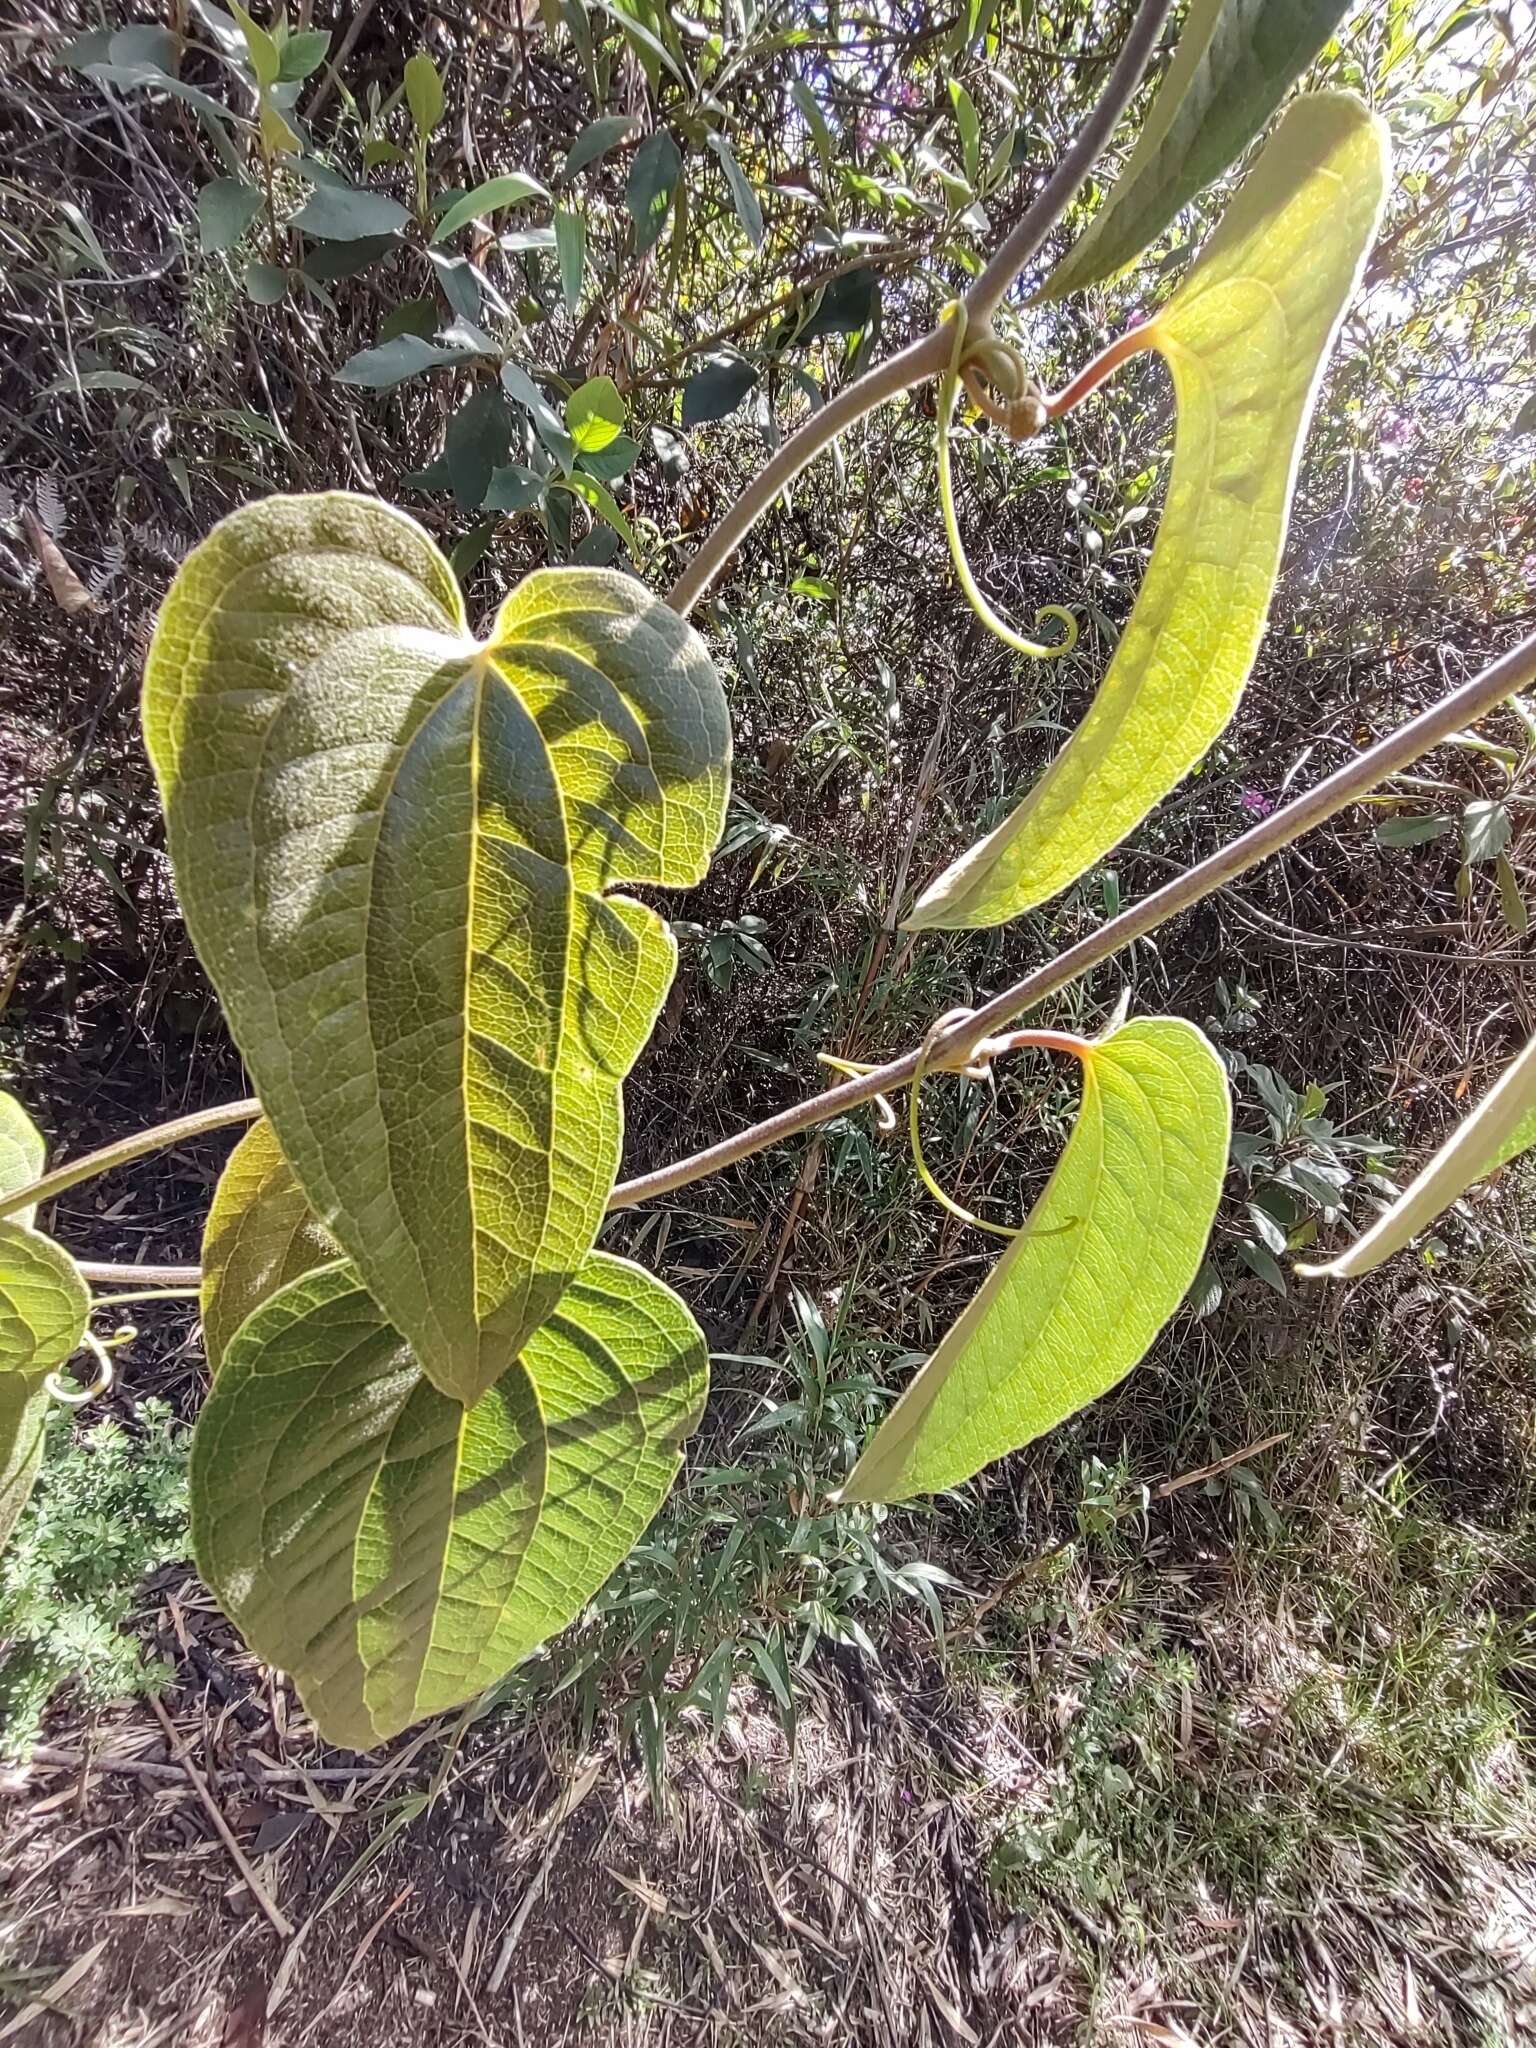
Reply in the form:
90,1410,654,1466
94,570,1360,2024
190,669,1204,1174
663,0,1175,614
606,626,1536,1213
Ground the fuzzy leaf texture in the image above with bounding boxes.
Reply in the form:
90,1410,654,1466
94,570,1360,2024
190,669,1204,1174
192,1251,708,1747
1038,0,1352,298
1299,1033,1536,1280
908,95,1389,931
841,1018,1229,1503
143,494,730,1405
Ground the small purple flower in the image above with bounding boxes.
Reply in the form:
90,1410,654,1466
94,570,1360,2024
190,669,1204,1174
1239,788,1274,818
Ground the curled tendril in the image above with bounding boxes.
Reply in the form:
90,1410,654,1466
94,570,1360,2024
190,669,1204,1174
908,1011,1096,1240
816,1050,897,1134
46,1328,117,1408
936,303,1078,661
908,1009,1021,1240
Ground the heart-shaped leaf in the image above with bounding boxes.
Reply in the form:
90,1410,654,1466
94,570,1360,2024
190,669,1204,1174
842,1017,1229,1502
1039,0,1353,298
144,493,729,1405
908,94,1389,930
192,1250,708,1746
201,1117,335,1373
1299,1032,1536,1281
566,375,625,454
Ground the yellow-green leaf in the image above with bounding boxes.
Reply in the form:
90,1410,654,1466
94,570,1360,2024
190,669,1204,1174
842,1017,1229,1503
0,1094,66,1549
908,95,1389,931
1039,0,1353,299
0,1371,49,1550
1299,1033,1536,1281
404,50,444,139
143,493,729,1405
566,374,625,453
0,1223,90,1377
231,0,280,89
0,1091,45,1228
192,1250,707,1747
201,1118,335,1374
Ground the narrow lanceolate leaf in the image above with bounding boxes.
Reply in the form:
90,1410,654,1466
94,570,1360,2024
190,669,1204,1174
0,1224,90,1377
192,1251,707,1747
1299,1034,1536,1281
431,173,550,244
909,95,1388,930
842,1018,1229,1503
1039,0,1352,298
143,493,729,1405
201,1118,335,1373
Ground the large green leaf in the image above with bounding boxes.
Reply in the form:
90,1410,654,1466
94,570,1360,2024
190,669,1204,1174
192,1250,707,1747
1299,1033,1536,1281
1039,0,1352,299
842,1018,1229,1503
908,95,1388,931
201,1117,335,1373
143,493,729,1405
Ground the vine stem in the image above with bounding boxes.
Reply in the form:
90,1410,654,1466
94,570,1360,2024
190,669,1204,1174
606,625,1536,1212
24,628,1536,1286
663,0,1177,615
0,1098,260,1225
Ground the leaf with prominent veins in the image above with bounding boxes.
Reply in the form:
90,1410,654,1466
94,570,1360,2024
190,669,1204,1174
0,1223,90,1377
1299,1033,1536,1281
909,95,1389,931
144,494,729,1405
842,1018,1229,1503
192,1250,708,1747
202,1118,336,1374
